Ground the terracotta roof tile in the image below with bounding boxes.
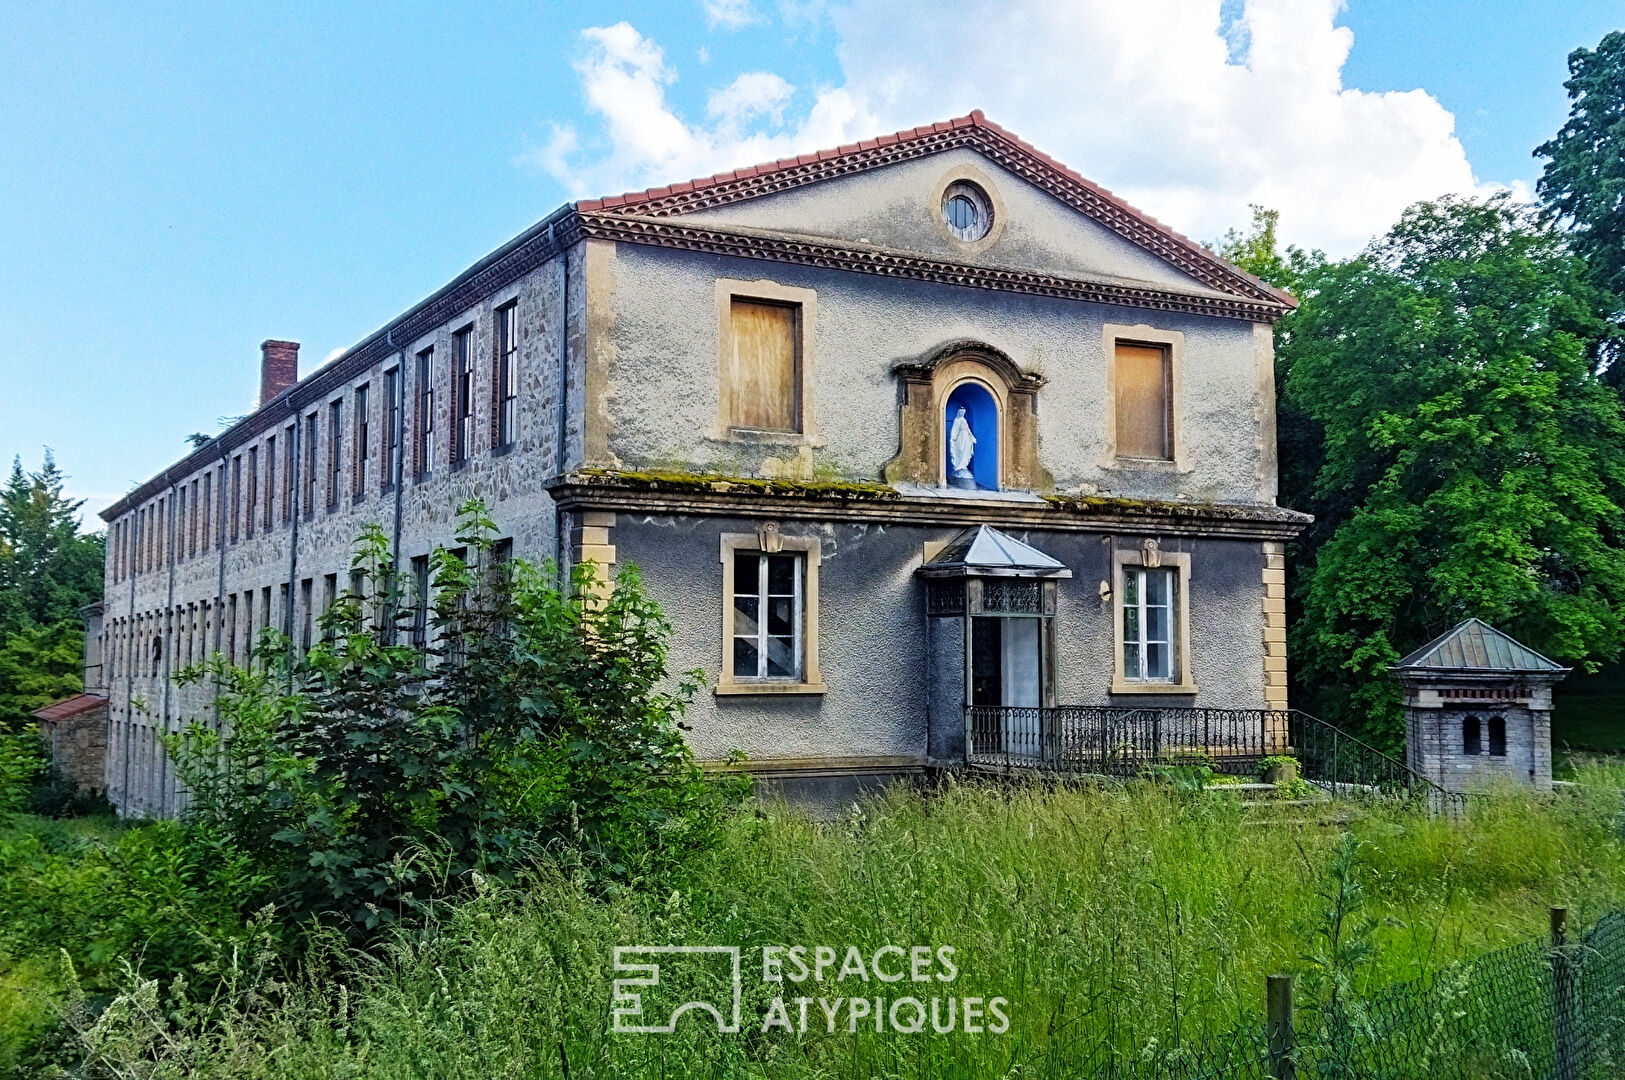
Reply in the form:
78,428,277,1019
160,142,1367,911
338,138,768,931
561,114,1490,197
569,110,1295,308
33,693,108,722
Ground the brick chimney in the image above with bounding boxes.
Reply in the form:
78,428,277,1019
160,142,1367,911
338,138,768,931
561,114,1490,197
259,340,299,406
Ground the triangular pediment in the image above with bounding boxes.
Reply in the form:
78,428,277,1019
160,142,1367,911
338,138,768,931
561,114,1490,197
578,113,1292,311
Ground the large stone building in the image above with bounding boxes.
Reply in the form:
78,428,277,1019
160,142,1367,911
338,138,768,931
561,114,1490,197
97,112,1308,815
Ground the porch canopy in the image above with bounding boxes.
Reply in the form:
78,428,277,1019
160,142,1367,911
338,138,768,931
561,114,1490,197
916,524,1072,579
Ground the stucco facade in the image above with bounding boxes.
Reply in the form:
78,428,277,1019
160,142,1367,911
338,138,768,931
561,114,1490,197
98,111,1307,815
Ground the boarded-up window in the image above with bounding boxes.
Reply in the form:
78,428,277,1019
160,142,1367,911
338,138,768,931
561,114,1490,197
1115,342,1172,460
727,299,799,432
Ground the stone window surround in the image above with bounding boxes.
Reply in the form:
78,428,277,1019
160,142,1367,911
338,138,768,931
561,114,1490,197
1099,323,1190,475
1110,541,1197,696
707,277,825,448
717,526,825,696
927,163,1008,255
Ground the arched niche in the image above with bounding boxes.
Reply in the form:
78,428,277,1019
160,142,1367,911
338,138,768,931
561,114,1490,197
945,380,1000,490
885,342,1048,491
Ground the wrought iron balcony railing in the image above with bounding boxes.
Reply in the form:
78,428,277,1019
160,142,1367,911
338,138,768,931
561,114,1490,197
964,705,1463,812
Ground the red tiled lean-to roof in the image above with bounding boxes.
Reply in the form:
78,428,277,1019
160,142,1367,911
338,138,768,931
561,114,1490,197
33,693,108,722
577,110,1295,309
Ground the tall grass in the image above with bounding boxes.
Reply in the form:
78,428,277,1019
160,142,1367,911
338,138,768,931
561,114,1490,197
71,778,1625,1079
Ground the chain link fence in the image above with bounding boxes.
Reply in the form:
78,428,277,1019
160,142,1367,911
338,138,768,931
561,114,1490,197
1064,906,1625,1079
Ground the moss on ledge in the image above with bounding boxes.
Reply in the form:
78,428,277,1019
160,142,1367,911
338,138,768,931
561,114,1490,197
1042,493,1311,523
562,470,1310,524
569,468,903,501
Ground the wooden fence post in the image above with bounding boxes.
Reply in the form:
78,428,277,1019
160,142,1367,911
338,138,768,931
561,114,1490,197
1551,906,1577,1080
1267,974,1295,1080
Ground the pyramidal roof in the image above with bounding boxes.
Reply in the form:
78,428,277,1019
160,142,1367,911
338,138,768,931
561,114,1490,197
919,525,1072,578
1395,619,1567,673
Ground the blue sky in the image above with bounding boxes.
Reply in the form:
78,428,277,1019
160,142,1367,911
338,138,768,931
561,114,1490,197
1,0,1619,524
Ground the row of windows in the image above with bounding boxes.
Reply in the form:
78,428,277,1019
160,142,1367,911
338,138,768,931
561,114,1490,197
111,282,1177,581
721,286,1175,497
717,549,1186,692
103,541,513,681
111,302,521,581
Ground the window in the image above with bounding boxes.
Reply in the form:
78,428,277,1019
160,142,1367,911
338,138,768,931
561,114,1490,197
452,326,474,463
303,412,319,517
299,578,313,653
188,480,199,557
1121,566,1176,682
717,532,824,694
496,301,519,447
242,590,254,661
1463,716,1482,755
725,299,799,432
226,594,237,665
279,583,290,638
415,347,435,477
245,447,258,539
354,384,370,495
265,435,276,528
410,555,430,648
201,473,211,550
1111,546,1196,695
1115,342,1172,460
384,367,402,486
941,181,992,242
327,401,342,508
732,551,803,681
282,425,295,521
323,574,338,639
1488,716,1507,757
230,458,241,543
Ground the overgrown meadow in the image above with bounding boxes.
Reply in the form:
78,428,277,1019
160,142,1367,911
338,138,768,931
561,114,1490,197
9,773,1619,1079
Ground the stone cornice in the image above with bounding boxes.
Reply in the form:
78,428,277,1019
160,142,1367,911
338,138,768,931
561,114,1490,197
576,212,1290,325
549,471,1312,541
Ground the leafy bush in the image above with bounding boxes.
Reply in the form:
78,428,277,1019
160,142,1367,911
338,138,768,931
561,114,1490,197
0,730,46,813
169,503,746,938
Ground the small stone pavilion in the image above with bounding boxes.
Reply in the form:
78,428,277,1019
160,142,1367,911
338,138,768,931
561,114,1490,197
1394,619,1569,793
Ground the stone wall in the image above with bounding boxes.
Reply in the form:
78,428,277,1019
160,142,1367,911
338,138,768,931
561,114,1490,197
40,704,108,795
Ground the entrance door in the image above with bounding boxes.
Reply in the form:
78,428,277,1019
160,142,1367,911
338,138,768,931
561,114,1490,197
970,615,1043,756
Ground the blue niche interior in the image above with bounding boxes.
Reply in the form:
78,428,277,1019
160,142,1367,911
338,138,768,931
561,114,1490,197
944,382,999,490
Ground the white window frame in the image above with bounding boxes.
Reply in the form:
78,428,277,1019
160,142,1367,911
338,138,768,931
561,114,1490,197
717,531,824,695
1111,544,1197,695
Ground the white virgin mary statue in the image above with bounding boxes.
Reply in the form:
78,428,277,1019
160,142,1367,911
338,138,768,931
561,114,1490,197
948,406,978,489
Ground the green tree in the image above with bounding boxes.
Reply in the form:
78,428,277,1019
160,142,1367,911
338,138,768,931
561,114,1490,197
0,452,105,728
1215,204,1320,295
172,504,744,936
1278,194,1625,747
1536,30,1625,363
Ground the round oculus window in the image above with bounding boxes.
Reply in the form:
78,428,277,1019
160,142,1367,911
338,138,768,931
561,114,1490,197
941,181,992,242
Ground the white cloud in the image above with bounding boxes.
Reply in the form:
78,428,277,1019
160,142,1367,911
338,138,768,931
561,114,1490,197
535,2,1511,253
525,22,870,199
704,0,760,30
